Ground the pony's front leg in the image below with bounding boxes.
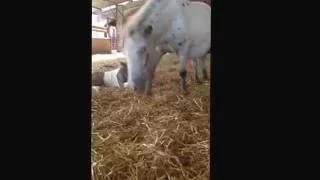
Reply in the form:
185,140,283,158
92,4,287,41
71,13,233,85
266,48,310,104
145,77,153,95
144,54,163,95
179,56,188,92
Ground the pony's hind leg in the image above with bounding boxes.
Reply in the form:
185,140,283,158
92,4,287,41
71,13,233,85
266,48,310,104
199,56,209,81
192,58,201,83
203,68,209,81
203,61,209,81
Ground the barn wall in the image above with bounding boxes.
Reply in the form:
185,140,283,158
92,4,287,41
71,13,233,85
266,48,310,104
92,38,112,54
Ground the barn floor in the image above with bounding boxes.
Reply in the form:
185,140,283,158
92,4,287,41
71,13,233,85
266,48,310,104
92,53,211,180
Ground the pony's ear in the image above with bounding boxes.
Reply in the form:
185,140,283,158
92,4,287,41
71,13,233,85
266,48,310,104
143,25,153,37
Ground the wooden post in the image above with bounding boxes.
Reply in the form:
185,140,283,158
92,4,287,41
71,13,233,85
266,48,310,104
116,5,124,52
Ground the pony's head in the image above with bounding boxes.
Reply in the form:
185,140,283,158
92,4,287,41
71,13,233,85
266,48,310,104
122,0,176,94
124,23,161,94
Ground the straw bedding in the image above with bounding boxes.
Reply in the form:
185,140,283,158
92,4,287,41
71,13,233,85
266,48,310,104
92,54,211,180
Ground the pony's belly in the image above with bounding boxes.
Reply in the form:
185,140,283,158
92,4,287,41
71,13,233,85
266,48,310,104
189,42,211,58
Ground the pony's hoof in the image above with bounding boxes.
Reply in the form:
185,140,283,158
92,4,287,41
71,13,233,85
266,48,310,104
181,89,189,95
145,90,153,96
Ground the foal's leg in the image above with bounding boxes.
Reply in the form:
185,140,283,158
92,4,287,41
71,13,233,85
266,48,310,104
192,58,201,83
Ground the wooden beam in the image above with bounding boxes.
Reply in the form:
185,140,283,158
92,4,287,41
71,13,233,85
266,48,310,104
92,6,101,10
100,0,144,14
92,28,108,33
122,0,145,14
92,26,107,30
107,0,130,5
93,0,144,23
117,5,124,17
95,0,130,8
107,0,118,5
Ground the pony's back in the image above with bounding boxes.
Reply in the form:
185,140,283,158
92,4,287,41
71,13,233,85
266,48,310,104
183,2,211,39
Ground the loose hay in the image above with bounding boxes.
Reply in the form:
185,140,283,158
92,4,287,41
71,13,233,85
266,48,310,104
92,58,127,73
92,54,211,180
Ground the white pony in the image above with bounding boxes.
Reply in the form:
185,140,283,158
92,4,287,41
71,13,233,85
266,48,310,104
123,0,211,94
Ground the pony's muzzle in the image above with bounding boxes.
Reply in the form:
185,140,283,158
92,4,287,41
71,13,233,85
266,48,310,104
132,78,146,93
